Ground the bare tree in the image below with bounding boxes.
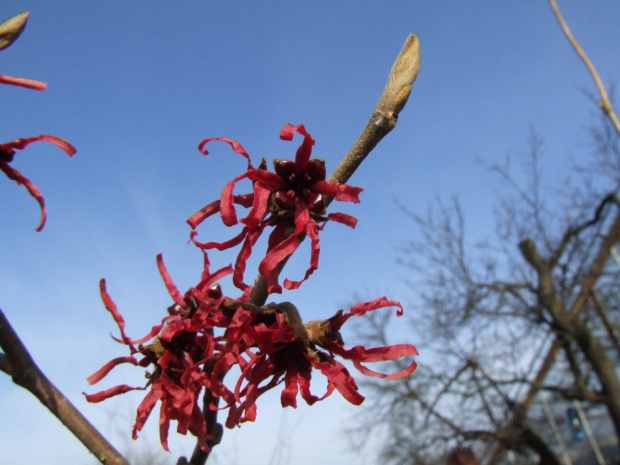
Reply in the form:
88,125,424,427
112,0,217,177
350,2,620,464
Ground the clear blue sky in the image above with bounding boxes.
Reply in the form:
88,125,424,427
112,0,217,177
2,2,620,464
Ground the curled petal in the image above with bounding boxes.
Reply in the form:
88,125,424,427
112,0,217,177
133,382,164,440
190,227,249,252
84,384,145,403
220,172,252,226
279,123,315,172
331,297,404,331
310,356,364,405
283,212,320,291
326,212,358,229
259,206,309,293
198,137,253,170
99,279,136,351
240,181,272,229
1,135,76,156
157,254,186,308
351,297,404,318
1,135,76,230
87,356,140,385
331,343,419,380
313,180,363,203
0,161,47,231
187,194,254,230
233,224,267,290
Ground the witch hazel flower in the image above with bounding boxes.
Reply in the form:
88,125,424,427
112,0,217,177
1,136,76,230
214,297,418,428
188,123,363,293
85,254,235,452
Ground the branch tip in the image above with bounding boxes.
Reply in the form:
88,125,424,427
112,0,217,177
0,11,30,51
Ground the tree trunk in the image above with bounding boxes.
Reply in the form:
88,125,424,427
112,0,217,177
573,317,620,448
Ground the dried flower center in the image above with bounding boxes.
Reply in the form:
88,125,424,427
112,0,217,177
271,158,327,216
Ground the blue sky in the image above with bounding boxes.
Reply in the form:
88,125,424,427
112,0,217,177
2,2,620,464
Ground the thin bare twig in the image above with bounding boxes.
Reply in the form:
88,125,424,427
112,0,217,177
549,0,620,136
0,308,129,465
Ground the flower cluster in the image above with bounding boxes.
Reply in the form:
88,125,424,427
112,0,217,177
87,124,417,452
188,123,363,293
86,254,417,450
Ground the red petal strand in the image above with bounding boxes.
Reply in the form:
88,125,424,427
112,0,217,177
87,356,140,385
0,161,47,231
187,200,221,229
198,137,253,170
297,367,321,406
233,225,266,290
0,73,48,90
133,383,163,438
190,226,249,251
156,254,186,308
351,344,419,363
350,297,404,317
99,279,135,349
329,341,418,379
125,322,166,345
280,364,299,408
326,212,358,229
2,135,76,156
279,123,315,172
247,168,286,189
220,174,248,226
84,384,145,403
188,194,255,230
312,180,362,203
312,358,364,405
354,357,418,380
259,202,310,292
279,123,311,142
198,263,234,289
260,231,301,294
240,182,271,229
283,215,320,290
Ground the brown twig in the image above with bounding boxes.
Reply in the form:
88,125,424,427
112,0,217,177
549,0,620,136
0,308,129,465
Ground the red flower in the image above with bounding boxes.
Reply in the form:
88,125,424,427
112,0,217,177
86,253,417,449
188,123,363,293
1,135,76,230
84,254,234,451
212,297,417,427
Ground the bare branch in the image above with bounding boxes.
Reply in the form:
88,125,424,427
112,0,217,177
549,0,620,135
0,352,14,375
0,308,129,465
